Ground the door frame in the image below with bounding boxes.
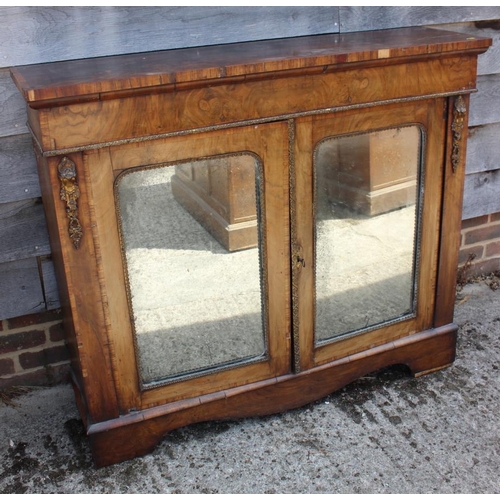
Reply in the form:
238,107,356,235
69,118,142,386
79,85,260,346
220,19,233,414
292,99,447,372
83,121,292,413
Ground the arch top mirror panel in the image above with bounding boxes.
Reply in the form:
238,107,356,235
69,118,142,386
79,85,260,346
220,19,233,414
115,153,267,387
314,125,423,344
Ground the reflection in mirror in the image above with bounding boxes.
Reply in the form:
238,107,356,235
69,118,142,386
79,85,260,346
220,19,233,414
116,154,266,385
314,126,423,343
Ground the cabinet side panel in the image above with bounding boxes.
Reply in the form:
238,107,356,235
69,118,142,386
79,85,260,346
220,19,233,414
34,149,83,384
435,93,472,326
42,153,119,423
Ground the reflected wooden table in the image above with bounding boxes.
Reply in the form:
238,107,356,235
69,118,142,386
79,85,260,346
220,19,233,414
171,155,258,251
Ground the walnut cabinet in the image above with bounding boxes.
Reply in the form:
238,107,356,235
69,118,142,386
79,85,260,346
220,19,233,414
11,27,491,467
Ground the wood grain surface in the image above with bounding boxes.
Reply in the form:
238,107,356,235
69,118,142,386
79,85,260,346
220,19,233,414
470,74,500,126
39,257,60,310
25,56,479,153
0,135,40,203
466,123,500,174
11,27,491,103
0,69,29,137
0,199,50,263
0,258,45,319
463,169,500,219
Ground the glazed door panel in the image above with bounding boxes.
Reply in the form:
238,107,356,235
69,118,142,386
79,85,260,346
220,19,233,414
84,122,291,412
293,100,447,371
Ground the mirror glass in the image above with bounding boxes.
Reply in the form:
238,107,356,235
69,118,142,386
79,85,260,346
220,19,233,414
314,126,423,343
116,154,266,385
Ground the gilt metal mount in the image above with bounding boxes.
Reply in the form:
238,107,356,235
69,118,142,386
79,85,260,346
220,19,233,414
58,157,82,249
451,95,467,173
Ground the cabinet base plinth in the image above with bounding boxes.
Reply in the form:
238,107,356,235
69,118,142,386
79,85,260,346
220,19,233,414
83,324,456,468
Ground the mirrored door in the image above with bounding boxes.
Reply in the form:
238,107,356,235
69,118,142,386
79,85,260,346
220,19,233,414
314,125,422,343
293,100,446,371
86,121,291,409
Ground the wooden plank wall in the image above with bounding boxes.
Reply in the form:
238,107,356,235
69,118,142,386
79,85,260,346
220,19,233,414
0,6,499,319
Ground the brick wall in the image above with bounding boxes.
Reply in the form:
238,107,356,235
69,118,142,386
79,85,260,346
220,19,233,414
459,211,500,278
1,214,499,390
0,309,70,389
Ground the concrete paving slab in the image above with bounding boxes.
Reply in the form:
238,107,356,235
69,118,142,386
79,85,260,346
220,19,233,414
0,280,499,493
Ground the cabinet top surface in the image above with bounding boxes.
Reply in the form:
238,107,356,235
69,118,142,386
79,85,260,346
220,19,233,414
11,27,491,104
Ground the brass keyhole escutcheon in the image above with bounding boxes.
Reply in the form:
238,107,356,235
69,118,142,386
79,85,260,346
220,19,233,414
296,255,306,269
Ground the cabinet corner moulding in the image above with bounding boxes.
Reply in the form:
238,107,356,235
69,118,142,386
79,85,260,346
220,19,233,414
11,26,491,467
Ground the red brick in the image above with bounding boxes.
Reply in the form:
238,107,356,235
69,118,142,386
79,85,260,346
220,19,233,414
49,322,65,342
19,345,69,370
461,215,489,230
0,330,46,355
18,350,44,369
461,257,500,278
0,357,15,376
458,246,483,265
486,241,500,257
491,212,500,223
7,309,63,330
0,364,70,389
46,345,69,363
464,223,500,245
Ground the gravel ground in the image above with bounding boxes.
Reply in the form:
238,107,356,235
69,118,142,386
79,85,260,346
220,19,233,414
0,280,499,494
